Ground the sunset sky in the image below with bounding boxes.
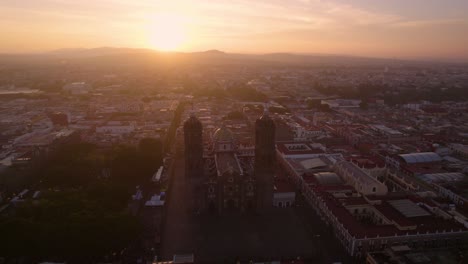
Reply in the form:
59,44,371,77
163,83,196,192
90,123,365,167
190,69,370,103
1,0,468,60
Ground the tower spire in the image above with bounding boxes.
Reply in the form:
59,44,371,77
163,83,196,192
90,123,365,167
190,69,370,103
255,108,276,212
184,112,203,179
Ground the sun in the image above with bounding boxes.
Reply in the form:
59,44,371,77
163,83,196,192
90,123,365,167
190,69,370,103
147,14,187,51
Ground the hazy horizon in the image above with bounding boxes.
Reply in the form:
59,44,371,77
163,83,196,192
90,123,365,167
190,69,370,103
1,0,468,61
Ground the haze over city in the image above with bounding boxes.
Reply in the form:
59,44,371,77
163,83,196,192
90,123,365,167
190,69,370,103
1,1,468,264
1,0,468,61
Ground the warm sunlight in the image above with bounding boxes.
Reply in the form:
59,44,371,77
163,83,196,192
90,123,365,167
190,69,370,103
147,14,187,51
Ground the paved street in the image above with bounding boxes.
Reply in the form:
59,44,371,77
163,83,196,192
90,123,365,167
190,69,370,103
160,153,194,260
161,154,356,263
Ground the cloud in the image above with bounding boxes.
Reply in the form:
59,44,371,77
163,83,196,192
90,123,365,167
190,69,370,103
389,18,467,28
1,0,467,60
324,3,400,25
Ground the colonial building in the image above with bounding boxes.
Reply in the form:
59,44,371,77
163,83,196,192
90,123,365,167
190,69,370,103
183,111,276,214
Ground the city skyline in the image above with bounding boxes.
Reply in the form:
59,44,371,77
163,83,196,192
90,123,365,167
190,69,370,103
1,0,468,61
2,1,468,263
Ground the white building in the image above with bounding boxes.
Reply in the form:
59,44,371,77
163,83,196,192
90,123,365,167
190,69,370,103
335,160,388,196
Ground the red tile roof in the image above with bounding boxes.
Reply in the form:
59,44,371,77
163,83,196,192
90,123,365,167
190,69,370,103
315,190,466,239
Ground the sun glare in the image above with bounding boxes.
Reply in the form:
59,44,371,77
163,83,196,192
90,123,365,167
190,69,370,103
148,14,187,51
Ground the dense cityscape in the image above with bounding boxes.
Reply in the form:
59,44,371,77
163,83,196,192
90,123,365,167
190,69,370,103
0,48,467,263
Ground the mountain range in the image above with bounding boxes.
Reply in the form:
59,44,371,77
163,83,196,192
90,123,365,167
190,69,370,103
0,47,463,67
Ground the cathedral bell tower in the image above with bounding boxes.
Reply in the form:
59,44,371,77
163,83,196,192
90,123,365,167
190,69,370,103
254,108,276,211
184,112,203,179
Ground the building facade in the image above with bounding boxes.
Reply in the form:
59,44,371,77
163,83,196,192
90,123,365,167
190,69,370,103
183,111,276,214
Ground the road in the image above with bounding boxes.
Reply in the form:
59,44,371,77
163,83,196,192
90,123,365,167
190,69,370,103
160,153,195,260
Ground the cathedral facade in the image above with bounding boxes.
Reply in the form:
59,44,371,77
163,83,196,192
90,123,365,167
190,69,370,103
183,112,276,214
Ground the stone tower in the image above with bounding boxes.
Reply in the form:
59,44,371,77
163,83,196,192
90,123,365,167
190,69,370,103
254,109,276,211
184,113,203,179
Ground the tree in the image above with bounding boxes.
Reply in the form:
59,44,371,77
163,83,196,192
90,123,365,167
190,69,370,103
139,137,163,169
164,102,185,152
0,189,140,259
226,84,266,101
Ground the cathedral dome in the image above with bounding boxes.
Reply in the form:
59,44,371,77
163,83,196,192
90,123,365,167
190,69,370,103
213,125,234,142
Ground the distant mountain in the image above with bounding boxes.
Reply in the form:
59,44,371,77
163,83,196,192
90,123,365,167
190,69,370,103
199,49,226,55
1,47,461,66
46,47,372,64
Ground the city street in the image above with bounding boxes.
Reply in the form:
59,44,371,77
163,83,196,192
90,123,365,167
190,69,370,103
160,153,195,260
160,155,356,263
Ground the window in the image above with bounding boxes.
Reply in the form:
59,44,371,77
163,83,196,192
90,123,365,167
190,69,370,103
209,186,215,193
278,202,283,207
372,187,376,193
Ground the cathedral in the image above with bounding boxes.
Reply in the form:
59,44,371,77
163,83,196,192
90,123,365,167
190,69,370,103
183,111,276,214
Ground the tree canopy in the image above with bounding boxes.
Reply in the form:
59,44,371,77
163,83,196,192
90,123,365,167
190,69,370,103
0,187,140,259
0,140,165,260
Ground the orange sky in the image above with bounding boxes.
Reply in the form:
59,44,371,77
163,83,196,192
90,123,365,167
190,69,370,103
1,0,468,61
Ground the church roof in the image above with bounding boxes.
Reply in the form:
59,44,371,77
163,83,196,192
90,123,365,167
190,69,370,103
213,125,234,142
215,152,243,176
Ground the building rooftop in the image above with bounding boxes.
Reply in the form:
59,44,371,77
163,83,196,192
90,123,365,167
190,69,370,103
300,158,327,170
315,189,467,239
314,172,343,186
215,152,242,176
387,199,431,218
418,172,465,183
398,152,442,164
276,142,326,156
212,125,235,142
